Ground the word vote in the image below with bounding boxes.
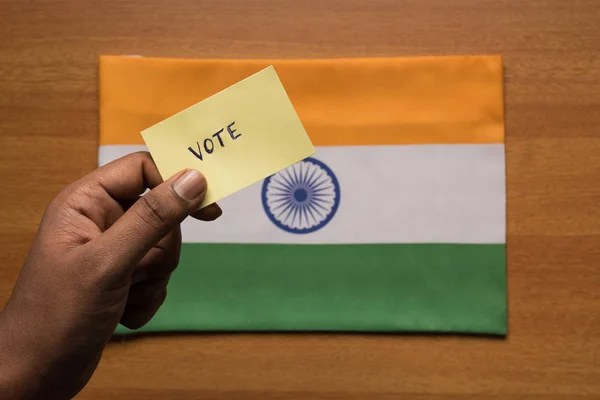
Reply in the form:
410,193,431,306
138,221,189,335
188,121,242,161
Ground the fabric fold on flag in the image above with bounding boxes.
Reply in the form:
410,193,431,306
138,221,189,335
98,54,507,335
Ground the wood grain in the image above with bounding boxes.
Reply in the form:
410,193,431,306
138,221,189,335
1,0,599,398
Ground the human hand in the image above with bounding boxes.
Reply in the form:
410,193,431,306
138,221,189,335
0,152,220,399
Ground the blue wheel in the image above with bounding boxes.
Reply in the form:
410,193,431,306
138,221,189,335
262,157,341,234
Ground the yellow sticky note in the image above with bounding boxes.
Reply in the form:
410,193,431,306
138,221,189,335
141,66,316,207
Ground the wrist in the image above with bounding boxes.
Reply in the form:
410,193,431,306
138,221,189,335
0,302,46,399
1,292,106,400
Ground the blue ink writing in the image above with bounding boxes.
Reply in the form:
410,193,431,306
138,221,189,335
187,142,203,161
188,121,242,161
213,129,224,147
203,138,214,154
228,122,241,140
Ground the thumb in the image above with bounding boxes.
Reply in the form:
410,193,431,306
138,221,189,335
97,169,207,269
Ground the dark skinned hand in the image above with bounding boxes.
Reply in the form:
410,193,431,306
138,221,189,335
0,152,220,399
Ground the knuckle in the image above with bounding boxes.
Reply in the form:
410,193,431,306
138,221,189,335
120,316,145,330
47,186,76,214
136,192,174,231
158,287,167,304
128,151,153,166
68,182,98,210
164,249,181,272
152,248,180,274
164,259,179,274
120,287,167,330
153,286,168,307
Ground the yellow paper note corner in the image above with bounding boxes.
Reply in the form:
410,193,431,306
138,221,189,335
141,66,316,206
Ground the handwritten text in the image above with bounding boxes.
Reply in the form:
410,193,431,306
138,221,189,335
188,121,242,161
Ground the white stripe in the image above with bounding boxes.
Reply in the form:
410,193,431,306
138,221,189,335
98,144,506,244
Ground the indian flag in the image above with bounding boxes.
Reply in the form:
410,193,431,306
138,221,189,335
99,55,507,335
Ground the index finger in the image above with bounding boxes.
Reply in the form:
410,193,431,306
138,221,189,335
90,151,164,201
94,152,222,219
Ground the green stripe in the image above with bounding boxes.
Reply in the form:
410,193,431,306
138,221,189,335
115,243,507,335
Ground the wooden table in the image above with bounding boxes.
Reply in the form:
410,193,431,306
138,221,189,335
1,1,599,398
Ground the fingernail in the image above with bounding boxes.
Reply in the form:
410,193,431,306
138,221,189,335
172,169,207,201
